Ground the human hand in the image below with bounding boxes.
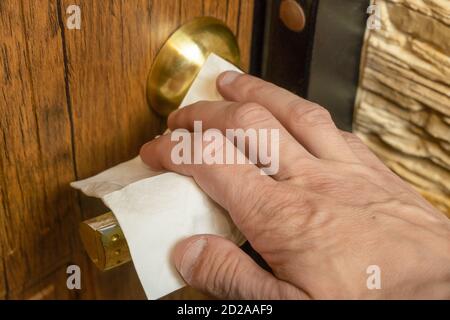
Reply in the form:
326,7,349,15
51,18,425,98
140,71,450,299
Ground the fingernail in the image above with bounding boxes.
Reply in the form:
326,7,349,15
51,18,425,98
177,237,208,283
218,71,240,86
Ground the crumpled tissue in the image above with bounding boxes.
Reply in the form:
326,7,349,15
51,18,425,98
71,53,244,299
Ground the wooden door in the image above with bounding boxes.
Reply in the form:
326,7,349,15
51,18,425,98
0,0,254,299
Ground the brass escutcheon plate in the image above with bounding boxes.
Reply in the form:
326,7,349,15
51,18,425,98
147,17,241,117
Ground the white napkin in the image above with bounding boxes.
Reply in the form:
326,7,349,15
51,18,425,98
71,54,244,299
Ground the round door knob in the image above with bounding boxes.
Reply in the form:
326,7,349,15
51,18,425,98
279,0,306,32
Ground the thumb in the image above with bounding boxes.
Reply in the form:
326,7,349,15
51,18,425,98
173,235,307,299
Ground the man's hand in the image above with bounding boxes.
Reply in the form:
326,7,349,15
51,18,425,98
140,71,450,299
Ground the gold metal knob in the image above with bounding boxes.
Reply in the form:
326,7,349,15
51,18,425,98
279,0,306,32
147,17,241,117
79,212,131,271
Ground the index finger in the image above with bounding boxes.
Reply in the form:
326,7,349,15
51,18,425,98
139,132,276,235
217,72,360,163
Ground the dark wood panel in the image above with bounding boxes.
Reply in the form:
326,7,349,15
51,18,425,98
0,0,82,298
0,0,254,299
179,0,254,70
0,189,6,299
236,0,254,71
61,0,254,299
10,266,75,299
61,0,163,179
60,0,162,299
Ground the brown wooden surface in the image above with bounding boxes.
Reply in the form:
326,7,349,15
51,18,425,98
0,0,254,299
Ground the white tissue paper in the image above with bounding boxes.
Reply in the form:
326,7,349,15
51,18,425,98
71,53,244,299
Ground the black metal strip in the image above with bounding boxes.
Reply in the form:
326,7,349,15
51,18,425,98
307,0,369,131
253,0,369,131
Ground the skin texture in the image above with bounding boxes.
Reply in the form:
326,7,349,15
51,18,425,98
140,71,450,299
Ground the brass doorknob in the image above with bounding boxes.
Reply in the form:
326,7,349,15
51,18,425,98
147,17,241,117
279,0,306,32
79,212,131,271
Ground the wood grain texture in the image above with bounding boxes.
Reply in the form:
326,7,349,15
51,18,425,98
354,0,450,216
236,0,254,71
0,0,82,298
10,266,74,299
1,0,254,299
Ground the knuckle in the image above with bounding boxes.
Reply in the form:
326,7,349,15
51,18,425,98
229,102,273,129
230,180,273,229
234,74,266,95
195,245,239,298
295,160,340,192
250,189,312,251
341,131,361,145
246,82,278,99
290,103,333,128
234,74,282,101
231,72,249,87
307,174,340,193
295,156,318,172
201,129,227,161
209,250,240,298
